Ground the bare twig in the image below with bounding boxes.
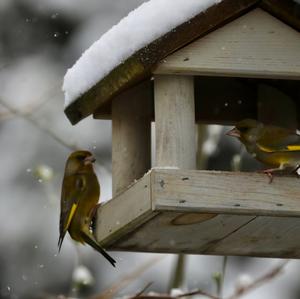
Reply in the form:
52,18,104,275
40,260,289,299
0,98,110,167
132,282,154,298
177,289,220,299
90,256,164,299
169,254,186,291
130,260,289,299
129,288,220,299
0,101,45,121
0,98,78,151
0,109,15,121
220,256,228,298
212,257,228,298
0,84,60,121
130,296,172,299
226,260,289,299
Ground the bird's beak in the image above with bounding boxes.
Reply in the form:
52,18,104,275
84,155,96,165
226,127,241,138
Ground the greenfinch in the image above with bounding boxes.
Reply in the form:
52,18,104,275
58,150,116,267
227,119,300,182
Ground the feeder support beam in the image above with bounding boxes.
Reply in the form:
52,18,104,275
154,75,196,169
112,81,152,196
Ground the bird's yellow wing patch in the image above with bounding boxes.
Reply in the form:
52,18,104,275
257,143,300,152
257,144,274,153
65,203,78,230
287,145,300,151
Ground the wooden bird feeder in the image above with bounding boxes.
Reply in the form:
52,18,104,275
65,0,300,258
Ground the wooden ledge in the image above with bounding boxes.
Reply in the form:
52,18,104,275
95,169,300,258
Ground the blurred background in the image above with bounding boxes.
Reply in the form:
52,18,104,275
1,0,300,298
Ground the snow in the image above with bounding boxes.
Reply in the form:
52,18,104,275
63,0,222,107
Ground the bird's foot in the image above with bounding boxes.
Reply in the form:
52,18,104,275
263,170,274,184
258,169,277,183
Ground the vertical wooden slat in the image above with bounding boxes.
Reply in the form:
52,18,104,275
154,75,196,168
112,81,152,196
154,75,196,290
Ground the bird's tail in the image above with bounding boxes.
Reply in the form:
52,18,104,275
80,230,116,267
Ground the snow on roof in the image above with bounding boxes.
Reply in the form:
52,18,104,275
62,0,222,107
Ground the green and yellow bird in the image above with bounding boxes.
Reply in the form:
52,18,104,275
227,119,300,182
58,150,116,267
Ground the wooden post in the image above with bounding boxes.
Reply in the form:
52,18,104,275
112,81,152,196
154,75,196,290
154,75,196,168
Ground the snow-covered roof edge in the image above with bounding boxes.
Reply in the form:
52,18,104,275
63,0,223,107
63,0,300,125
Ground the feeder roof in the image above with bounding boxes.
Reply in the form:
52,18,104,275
63,0,300,125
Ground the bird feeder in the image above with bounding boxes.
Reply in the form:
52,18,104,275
64,0,300,258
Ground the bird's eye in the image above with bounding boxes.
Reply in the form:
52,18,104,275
238,127,248,133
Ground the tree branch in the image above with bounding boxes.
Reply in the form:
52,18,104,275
0,98,109,166
226,260,289,299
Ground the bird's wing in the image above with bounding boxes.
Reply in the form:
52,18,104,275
58,174,86,251
256,127,300,153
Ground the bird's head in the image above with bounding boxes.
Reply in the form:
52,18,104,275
226,119,264,145
65,150,96,175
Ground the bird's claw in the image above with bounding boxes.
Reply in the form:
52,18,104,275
263,170,273,184
258,169,274,183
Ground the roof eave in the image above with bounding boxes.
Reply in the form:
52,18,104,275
65,0,260,125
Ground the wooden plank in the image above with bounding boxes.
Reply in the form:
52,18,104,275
208,216,300,258
154,75,196,168
95,173,155,247
151,169,300,217
155,9,300,80
95,168,300,258
111,80,152,196
112,212,255,253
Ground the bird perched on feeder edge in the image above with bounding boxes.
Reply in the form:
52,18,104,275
226,119,300,182
58,150,116,267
